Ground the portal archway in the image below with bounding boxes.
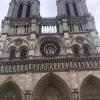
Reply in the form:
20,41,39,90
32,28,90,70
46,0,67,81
32,73,72,100
80,75,100,100
0,81,22,100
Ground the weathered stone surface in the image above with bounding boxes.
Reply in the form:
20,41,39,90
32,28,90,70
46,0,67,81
0,0,100,100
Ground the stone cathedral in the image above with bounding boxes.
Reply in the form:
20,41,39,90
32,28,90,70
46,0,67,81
0,0,100,100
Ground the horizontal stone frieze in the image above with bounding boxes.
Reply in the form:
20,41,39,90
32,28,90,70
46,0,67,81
0,56,100,74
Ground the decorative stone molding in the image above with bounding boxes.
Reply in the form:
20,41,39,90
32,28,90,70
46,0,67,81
0,55,100,74
15,39,23,46
76,37,84,44
7,38,12,42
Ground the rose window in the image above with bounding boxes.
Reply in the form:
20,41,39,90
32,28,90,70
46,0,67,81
40,41,60,57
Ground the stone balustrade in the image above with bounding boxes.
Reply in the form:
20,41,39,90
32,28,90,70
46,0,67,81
0,55,100,74
39,18,59,34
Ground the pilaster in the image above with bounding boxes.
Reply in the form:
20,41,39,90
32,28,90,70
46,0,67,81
31,19,37,33
78,2,84,16
82,0,89,15
62,18,68,32
22,5,27,18
7,1,15,18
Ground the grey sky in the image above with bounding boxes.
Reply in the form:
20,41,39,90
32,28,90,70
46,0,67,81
0,0,100,34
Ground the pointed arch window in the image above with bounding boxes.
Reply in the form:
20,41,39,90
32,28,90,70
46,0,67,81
26,3,31,18
20,48,27,59
83,45,90,55
66,3,71,16
73,45,80,56
73,3,78,16
17,3,23,18
10,49,16,59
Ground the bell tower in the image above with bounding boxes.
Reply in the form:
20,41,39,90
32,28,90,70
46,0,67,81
0,0,40,57
56,0,100,56
56,0,97,33
56,0,89,17
7,0,40,18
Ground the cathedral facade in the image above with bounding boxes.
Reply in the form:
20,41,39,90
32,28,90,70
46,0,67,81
0,0,100,100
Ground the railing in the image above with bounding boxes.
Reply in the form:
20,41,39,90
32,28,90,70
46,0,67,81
0,55,100,74
39,18,59,34
38,17,89,34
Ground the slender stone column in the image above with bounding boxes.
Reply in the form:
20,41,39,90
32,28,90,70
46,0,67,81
31,3,34,17
25,90,32,100
72,89,79,100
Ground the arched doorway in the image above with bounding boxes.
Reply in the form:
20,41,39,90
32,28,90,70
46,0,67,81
0,81,22,100
32,73,72,100
80,75,100,100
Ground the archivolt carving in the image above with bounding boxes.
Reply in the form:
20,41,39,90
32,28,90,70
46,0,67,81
5,38,29,52
15,39,23,46
37,36,64,49
32,73,72,100
71,36,93,48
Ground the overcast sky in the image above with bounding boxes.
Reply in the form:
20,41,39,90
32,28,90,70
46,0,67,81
0,0,100,34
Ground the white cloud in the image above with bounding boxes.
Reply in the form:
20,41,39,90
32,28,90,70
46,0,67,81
0,0,100,34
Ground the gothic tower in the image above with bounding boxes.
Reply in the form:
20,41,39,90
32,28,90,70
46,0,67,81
0,0,100,100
